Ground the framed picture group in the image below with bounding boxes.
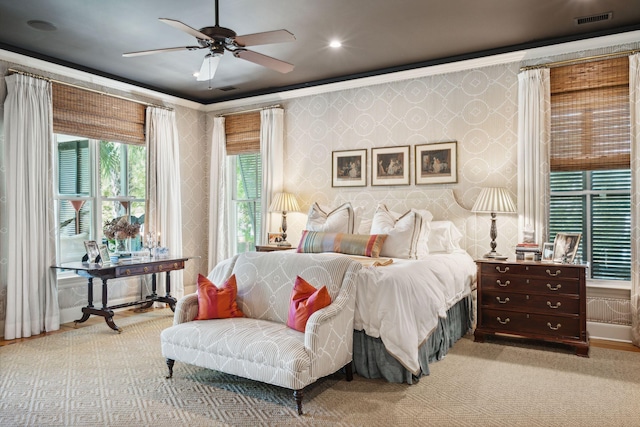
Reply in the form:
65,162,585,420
332,141,457,187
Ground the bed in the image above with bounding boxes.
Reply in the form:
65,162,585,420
298,189,478,383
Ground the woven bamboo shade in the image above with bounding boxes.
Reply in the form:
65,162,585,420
52,83,146,145
225,111,260,155
550,57,630,171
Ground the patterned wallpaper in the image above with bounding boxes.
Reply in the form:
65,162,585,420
282,63,521,259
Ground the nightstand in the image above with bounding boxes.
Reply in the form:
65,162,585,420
474,259,589,356
255,244,294,252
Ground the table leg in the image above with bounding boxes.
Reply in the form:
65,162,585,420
101,278,120,333
74,278,93,326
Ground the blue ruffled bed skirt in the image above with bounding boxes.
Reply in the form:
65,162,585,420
352,294,473,384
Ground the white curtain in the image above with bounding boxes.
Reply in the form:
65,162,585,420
146,107,184,300
3,74,59,339
260,108,285,244
208,117,229,270
516,68,551,243
629,53,640,346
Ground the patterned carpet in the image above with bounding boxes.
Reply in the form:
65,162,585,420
1,310,639,427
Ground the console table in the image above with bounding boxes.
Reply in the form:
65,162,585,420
53,256,195,333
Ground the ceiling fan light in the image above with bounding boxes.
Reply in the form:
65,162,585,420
197,54,221,81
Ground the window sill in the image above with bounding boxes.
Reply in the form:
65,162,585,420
586,279,631,300
56,272,86,289
586,279,631,291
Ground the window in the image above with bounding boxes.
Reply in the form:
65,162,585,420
230,153,262,254
56,135,146,263
549,57,631,281
225,111,262,255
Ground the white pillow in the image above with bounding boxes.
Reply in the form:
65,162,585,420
427,221,463,253
306,202,356,234
370,204,433,259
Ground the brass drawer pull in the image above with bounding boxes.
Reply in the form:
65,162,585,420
125,269,131,275
496,280,510,287
496,266,509,273
143,267,149,273
159,265,164,271
496,297,510,304
497,317,510,325
546,283,562,291
547,322,562,331
173,263,178,268
547,301,561,309
546,269,561,277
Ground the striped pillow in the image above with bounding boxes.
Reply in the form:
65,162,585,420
296,230,387,258
286,276,332,332
195,274,244,320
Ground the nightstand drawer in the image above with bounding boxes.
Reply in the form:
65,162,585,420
480,262,581,280
480,275,580,295
481,290,580,314
481,309,581,339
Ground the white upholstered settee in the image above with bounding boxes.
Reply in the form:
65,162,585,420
160,251,362,415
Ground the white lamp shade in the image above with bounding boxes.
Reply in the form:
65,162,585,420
269,192,300,213
472,187,516,213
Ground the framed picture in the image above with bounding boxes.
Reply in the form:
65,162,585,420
98,244,111,266
552,232,582,264
415,141,457,185
372,146,410,186
83,240,100,263
332,149,367,187
541,242,554,262
268,232,284,244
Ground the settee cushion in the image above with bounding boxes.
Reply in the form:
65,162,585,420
195,274,244,320
286,276,331,332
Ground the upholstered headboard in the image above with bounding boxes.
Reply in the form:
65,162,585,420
332,188,475,252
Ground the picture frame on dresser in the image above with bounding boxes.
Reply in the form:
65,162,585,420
372,145,410,186
415,141,457,185
552,232,581,264
332,149,367,187
541,242,554,261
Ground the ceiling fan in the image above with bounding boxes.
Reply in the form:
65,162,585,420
123,0,295,82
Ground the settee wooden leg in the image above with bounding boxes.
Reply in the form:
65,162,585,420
293,389,303,415
345,361,353,381
166,358,175,379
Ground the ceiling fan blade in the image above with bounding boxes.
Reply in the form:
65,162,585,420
234,49,294,73
159,18,213,41
234,29,296,47
196,55,222,81
123,46,203,57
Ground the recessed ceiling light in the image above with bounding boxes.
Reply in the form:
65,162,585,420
27,20,57,31
329,40,342,48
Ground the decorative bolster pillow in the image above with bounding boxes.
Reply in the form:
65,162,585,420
297,230,387,258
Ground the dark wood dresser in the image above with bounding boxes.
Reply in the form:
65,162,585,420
474,259,589,356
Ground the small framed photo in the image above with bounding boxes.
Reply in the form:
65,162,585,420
83,240,100,264
268,232,284,244
332,149,367,187
552,232,582,264
98,244,111,266
415,142,457,185
372,146,410,186
541,242,554,262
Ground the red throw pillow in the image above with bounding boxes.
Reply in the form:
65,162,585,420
286,276,332,332
195,274,244,320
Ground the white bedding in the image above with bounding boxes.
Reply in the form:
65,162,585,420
352,250,477,375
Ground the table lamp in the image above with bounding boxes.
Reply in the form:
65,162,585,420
269,192,300,246
471,187,516,258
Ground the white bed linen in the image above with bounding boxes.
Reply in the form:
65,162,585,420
352,250,477,374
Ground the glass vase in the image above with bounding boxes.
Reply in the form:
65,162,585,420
115,238,130,253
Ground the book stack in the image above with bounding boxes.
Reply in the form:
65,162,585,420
515,242,541,261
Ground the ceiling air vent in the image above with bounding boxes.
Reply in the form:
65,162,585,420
218,86,237,92
575,12,612,25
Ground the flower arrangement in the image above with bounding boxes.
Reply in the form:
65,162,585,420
103,217,141,240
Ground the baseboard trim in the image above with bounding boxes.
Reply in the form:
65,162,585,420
587,321,632,343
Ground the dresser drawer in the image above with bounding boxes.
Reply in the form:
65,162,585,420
480,275,580,295
481,290,580,314
481,309,581,339
480,262,581,280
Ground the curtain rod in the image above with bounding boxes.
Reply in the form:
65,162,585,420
217,104,281,117
520,48,640,71
7,68,172,111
